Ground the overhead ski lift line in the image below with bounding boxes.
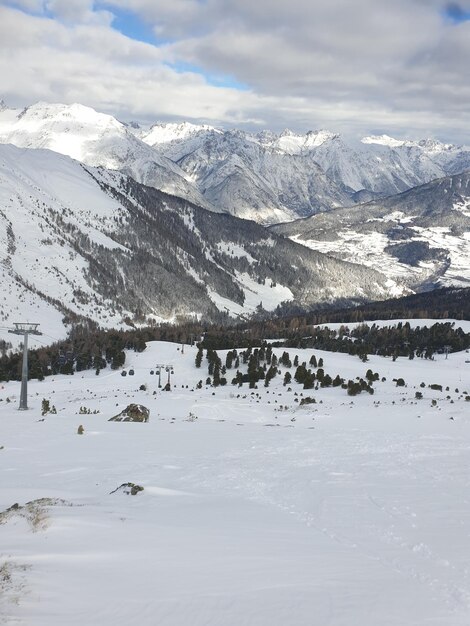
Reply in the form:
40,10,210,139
40,332,63,342
0,326,60,341
0,331,58,349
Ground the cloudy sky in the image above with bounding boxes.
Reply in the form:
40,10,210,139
1,0,469,142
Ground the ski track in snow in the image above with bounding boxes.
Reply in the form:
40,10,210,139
1,339,470,625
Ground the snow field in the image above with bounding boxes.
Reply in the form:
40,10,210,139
1,340,470,625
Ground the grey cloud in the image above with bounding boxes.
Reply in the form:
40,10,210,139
1,1,469,143
46,0,114,25
6,0,44,10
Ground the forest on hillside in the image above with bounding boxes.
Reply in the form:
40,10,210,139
0,312,468,383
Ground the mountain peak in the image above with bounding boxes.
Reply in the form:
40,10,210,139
17,101,123,130
361,134,406,148
304,129,339,146
413,138,456,152
141,121,218,147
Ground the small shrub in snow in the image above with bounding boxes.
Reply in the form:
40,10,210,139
42,399,57,415
79,406,98,414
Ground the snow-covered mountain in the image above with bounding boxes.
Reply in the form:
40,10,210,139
139,121,220,160
0,144,400,338
0,102,351,224
140,124,353,223
362,134,470,173
142,121,470,217
0,102,217,213
1,100,469,225
272,171,470,290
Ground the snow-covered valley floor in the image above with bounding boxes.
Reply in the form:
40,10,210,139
1,340,470,625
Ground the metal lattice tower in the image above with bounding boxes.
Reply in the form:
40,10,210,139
8,323,42,410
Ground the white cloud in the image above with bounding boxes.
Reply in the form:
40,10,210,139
6,0,44,10
0,5,261,124
45,0,114,25
1,1,470,142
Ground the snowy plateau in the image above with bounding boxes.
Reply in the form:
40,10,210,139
1,329,470,625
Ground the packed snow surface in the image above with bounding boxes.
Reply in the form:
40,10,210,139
1,336,470,625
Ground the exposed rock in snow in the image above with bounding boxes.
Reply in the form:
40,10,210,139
109,404,150,423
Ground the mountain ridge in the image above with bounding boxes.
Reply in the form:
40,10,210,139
2,100,470,225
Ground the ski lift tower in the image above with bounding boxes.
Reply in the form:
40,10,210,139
8,323,42,410
155,363,174,389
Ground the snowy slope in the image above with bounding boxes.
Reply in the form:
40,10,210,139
0,144,129,325
1,338,470,625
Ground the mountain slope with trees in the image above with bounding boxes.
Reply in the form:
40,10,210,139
0,144,399,339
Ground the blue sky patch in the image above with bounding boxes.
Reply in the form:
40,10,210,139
164,61,249,91
99,5,172,46
444,2,470,23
